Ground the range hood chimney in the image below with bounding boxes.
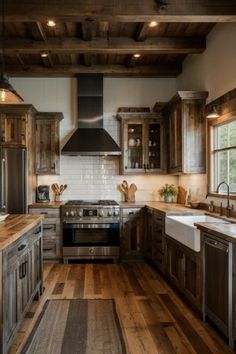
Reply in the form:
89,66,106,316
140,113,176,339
61,74,121,156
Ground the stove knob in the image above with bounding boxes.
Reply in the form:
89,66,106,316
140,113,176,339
78,209,83,217
99,210,104,217
114,210,119,216
70,210,75,217
107,210,112,217
65,211,69,217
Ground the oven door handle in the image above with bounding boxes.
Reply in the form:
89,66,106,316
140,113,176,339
63,223,120,229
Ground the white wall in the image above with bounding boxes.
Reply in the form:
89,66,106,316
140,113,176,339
177,23,236,103
10,77,177,201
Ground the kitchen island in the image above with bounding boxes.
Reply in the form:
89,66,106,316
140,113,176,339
0,215,43,354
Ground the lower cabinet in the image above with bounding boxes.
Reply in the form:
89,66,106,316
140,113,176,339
120,208,144,259
165,236,202,310
29,206,61,261
144,209,165,272
1,223,43,354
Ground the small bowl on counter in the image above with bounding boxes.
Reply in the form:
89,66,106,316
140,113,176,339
189,201,200,209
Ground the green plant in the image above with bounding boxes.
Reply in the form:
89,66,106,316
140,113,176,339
158,184,178,197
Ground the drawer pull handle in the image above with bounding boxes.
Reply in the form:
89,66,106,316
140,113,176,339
128,212,134,215
18,244,26,252
40,212,48,215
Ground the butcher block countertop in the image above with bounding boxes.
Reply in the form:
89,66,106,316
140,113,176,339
119,201,205,215
28,201,65,208
0,215,43,251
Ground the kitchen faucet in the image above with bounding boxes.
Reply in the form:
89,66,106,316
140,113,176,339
216,181,234,218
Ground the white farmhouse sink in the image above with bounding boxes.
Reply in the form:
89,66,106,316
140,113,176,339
165,215,227,252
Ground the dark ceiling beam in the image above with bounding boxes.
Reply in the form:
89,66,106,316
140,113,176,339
3,36,206,54
136,23,149,41
27,22,47,41
6,63,181,77
4,1,236,22
81,21,96,66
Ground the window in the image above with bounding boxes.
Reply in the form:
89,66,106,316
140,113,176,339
210,118,236,193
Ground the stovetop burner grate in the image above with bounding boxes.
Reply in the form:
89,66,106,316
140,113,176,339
65,200,119,206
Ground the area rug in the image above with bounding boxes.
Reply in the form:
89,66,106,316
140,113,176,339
21,299,126,354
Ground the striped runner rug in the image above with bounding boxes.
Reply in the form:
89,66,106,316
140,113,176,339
21,299,126,354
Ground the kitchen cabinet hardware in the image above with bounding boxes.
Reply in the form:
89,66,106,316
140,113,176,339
18,244,26,252
40,212,48,215
34,227,41,235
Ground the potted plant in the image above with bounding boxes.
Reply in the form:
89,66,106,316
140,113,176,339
158,184,178,203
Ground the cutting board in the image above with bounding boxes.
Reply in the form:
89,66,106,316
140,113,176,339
177,186,187,204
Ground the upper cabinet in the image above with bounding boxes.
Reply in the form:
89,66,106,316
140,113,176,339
35,112,63,175
117,113,166,175
164,91,208,174
0,105,36,148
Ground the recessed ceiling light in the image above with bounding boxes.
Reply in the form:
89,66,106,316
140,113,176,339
133,53,141,58
47,20,56,27
41,52,48,58
149,21,158,28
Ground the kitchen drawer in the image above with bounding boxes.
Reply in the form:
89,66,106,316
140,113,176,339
29,207,60,218
122,208,142,218
6,224,42,266
43,237,61,260
42,219,60,237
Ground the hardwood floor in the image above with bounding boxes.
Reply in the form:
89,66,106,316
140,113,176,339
9,262,234,354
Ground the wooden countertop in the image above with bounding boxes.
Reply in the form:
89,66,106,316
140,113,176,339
28,201,65,208
196,222,236,244
0,215,43,251
119,201,205,215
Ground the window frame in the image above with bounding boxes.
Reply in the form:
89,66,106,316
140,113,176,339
207,113,236,199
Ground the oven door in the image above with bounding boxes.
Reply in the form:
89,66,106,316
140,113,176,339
63,223,120,247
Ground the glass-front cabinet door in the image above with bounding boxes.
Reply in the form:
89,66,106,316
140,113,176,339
123,120,146,173
119,113,166,175
146,119,165,173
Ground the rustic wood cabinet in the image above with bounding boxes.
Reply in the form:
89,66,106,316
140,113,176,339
164,235,202,310
120,207,144,259
0,104,37,207
35,112,63,175
117,113,166,175
1,222,43,354
144,208,165,272
29,206,61,261
0,105,36,148
164,91,208,174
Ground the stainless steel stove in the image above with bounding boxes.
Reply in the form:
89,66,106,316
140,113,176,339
62,200,120,263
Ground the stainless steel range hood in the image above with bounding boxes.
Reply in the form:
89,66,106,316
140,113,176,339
61,74,121,156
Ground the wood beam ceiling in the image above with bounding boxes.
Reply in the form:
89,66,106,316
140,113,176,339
4,0,236,22
5,64,181,77
3,37,206,55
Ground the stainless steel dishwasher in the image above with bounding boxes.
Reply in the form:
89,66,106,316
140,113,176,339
203,233,234,348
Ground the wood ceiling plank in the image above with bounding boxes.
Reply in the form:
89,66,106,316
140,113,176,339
3,36,206,54
26,22,54,67
4,1,236,22
5,63,181,77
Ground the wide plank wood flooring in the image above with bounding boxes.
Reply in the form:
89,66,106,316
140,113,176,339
10,262,234,354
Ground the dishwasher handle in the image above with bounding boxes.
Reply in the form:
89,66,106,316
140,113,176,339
204,237,228,253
